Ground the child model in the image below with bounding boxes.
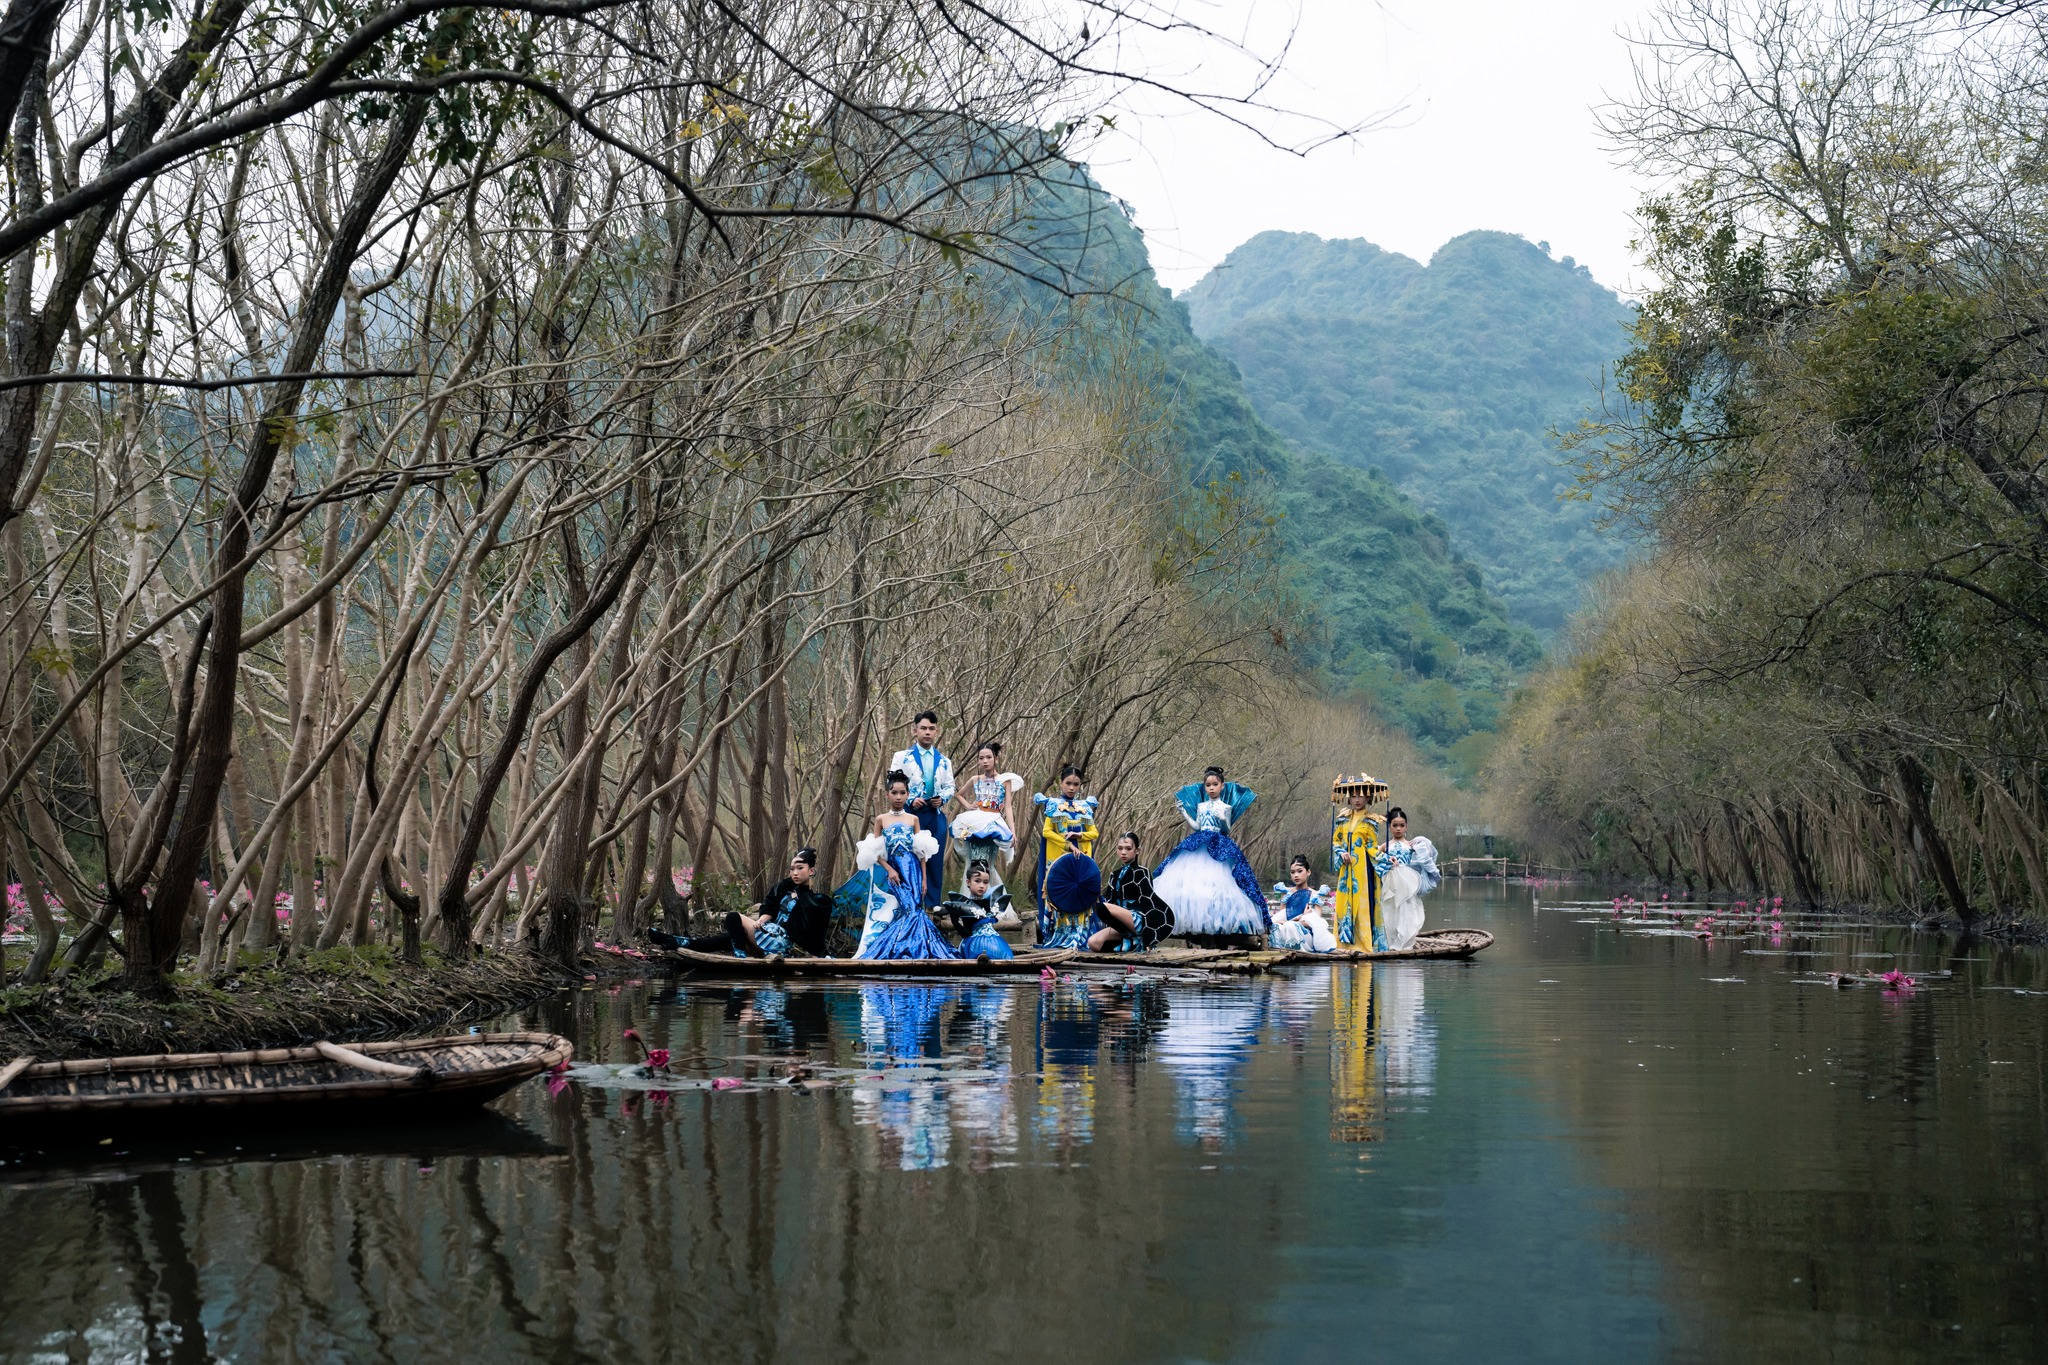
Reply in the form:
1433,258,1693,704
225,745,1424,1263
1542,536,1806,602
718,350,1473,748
853,771,952,959
1032,765,1099,941
1154,765,1267,942
1269,855,1338,953
1088,831,1174,952
1329,773,1388,947
938,860,1016,959
1039,849,1103,951
1373,806,1441,951
951,741,1024,887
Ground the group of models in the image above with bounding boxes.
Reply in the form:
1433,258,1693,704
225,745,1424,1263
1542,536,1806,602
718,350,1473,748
668,712,1441,962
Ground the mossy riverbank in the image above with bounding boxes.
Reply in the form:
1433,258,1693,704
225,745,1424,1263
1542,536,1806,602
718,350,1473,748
0,945,651,1062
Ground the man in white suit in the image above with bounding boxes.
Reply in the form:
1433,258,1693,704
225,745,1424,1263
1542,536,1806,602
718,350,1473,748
890,710,953,908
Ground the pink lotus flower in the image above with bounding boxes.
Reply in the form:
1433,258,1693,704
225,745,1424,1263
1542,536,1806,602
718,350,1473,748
646,1048,670,1071
1882,970,1916,993
711,1077,743,1091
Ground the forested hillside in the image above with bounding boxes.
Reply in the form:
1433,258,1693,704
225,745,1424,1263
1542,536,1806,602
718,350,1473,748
1182,230,1636,634
1020,172,1538,770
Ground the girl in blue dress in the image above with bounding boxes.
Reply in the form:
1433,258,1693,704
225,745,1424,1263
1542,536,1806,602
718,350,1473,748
938,860,1016,959
1269,854,1337,953
1154,766,1268,942
854,771,954,960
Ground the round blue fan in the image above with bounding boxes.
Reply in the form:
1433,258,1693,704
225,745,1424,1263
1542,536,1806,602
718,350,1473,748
1044,853,1102,916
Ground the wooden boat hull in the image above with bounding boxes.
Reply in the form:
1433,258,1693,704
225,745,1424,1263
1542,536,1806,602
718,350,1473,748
662,946,1077,978
0,1032,573,1136
1068,928,1495,973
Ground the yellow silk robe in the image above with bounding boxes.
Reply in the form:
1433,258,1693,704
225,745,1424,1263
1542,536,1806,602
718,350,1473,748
1330,808,1382,948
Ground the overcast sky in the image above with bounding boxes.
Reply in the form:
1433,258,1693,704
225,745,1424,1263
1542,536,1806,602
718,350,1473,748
1082,0,1659,297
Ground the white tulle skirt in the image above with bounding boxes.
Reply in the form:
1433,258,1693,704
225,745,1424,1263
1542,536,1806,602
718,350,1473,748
950,806,1015,847
1154,852,1264,936
1382,862,1428,950
1270,909,1337,953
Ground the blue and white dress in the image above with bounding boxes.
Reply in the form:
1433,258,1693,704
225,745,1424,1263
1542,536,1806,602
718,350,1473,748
891,744,954,908
854,822,953,959
951,771,1024,885
1153,782,1268,937
1373,836,1441,951
1268,883,1337,953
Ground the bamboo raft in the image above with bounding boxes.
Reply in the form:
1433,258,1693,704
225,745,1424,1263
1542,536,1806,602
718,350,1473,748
1271,927,1495,964
661,947,1078,977
1068,928,1496,973
0,1032,573,1132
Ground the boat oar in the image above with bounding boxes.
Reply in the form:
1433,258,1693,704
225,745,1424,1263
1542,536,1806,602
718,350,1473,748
0,1056,34,1093
313,1040,435,1084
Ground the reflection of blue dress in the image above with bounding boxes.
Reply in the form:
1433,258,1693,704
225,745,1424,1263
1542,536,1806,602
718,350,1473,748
858,824,956,960
1157,991,1261,1147
1154,783,1268,936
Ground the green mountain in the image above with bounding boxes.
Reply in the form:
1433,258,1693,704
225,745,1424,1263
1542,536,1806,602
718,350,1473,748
1181,230,1637,635
1005,170,1539,769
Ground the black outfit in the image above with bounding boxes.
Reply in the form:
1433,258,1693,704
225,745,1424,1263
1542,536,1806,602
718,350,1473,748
661,878,834,957
936,887,1013,940
761,878,834,956
1103,861,1174,950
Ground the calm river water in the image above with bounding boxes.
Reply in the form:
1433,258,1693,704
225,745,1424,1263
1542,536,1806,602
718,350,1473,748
3,883,2046,1363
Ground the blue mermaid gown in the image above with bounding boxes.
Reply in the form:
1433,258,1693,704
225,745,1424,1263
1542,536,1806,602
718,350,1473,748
857,823,956,960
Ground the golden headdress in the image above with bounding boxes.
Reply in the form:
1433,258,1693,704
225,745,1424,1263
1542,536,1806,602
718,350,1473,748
1330,772,1389,804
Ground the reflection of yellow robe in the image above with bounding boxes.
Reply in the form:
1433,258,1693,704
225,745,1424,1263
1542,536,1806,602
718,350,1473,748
1330,809,1382,948
1331,966,1381,1144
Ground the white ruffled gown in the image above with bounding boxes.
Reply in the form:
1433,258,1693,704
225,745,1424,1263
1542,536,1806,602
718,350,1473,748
1379,836,1441,951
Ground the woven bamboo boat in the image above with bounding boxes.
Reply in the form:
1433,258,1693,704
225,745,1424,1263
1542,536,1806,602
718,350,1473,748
0,1032,572,1132
662,947,1077,977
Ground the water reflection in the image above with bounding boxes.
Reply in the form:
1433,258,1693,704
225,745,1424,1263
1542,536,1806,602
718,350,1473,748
6,892,2048,1363
852,984,1011,1170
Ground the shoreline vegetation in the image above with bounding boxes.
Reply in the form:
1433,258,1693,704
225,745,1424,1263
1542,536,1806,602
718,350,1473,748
0,945,645,1064
1484,0,2048,938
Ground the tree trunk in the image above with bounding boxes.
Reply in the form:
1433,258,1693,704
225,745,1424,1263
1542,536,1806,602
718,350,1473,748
811,593,870,885
1720,800,1761,891
126,99,426,993
1767,807,1822,911
1894,753,1974,925
436,524,652,955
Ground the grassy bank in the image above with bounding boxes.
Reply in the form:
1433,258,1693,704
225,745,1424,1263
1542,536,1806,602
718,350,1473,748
0,946,645,1062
